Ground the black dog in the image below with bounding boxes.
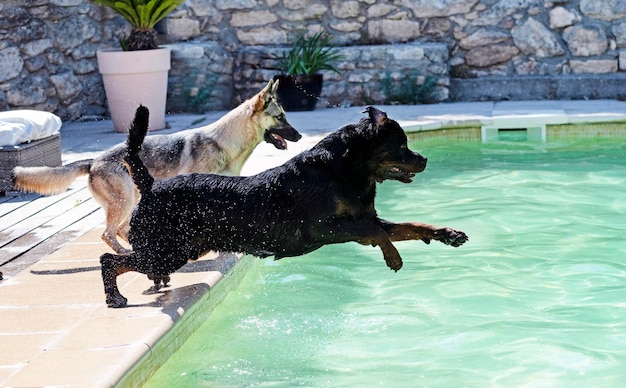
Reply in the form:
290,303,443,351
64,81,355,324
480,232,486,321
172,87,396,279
100,106,468,307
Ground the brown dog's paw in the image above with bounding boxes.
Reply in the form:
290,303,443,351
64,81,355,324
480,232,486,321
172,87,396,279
434,228,468,247
106,292,128,308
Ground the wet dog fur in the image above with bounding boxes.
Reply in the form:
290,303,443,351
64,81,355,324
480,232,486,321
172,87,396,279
100,105,468,307
13,80,301,254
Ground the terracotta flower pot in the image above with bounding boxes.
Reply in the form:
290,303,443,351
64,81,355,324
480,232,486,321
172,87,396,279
97,47,170,133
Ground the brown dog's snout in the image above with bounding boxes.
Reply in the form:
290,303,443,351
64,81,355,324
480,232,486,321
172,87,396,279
288,125,303,141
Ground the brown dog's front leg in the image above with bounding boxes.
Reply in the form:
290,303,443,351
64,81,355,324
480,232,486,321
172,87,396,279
379,220,468,247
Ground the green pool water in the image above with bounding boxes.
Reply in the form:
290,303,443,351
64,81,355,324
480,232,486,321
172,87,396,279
146,136,626,387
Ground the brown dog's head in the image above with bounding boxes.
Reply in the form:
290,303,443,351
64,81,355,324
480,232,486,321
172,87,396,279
363,106,427,183
255,79,302,149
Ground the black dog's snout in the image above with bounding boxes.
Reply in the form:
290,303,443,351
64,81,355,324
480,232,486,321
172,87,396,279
412,152,427,172
414,152,427,164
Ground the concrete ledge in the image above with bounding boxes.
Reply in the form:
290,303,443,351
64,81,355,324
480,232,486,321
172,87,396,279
449,75,626,102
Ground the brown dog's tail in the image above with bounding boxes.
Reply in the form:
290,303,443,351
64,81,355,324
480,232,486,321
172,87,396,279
12,160,93,195
123,105,154,196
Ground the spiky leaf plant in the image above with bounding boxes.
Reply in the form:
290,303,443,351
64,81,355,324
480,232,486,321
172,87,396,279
280,31,344,75
92,0,184,51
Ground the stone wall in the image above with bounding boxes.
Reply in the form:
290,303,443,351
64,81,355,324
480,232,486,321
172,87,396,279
166,42,235,113
0,0,128,120
1,0,625,121
233,43,449,108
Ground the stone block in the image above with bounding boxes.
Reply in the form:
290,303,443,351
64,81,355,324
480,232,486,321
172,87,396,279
459,29,509,49
466,45,519,67
569,59,617,74
164,18,200,40
0,47,23,82
511,17,565,57
563,25,607,57
619,51,626,71
549,7,580,29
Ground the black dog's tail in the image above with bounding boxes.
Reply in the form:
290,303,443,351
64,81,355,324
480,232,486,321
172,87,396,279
124,105,154,196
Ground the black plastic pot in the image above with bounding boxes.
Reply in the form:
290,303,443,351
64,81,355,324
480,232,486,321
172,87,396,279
273,74,323,111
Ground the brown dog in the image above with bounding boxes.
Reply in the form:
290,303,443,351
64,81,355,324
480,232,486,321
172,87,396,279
100,105,468,307
13,80,301,254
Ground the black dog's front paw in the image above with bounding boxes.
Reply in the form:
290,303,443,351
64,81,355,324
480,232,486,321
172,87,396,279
106,292,128,308
384,254,403,272
434,228,468,247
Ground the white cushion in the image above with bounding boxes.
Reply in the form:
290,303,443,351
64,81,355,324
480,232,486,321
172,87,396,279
0,110,62,147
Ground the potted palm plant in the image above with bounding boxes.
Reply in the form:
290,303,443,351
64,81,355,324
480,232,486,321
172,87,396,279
92,0,184,132
274,31,344,111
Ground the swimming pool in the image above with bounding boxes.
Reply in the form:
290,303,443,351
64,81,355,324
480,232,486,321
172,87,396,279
145,135,626,386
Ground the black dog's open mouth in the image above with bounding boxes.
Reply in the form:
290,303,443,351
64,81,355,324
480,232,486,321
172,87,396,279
385,166,417,183
265,131,288,150
384,160,427,183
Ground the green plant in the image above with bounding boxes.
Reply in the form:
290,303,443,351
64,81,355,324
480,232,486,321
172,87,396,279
382,71,438,104
279,31,344,75
184,74,217,113
92,0,184,51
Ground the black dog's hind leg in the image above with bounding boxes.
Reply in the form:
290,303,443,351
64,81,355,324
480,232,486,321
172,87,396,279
147,273,171,290
100,253,130,308
100,251,158,307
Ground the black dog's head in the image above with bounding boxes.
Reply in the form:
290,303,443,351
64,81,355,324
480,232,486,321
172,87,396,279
257,79,302,149
361,106,427,183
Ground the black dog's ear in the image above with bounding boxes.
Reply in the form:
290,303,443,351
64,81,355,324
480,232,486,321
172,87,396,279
362,106,388,127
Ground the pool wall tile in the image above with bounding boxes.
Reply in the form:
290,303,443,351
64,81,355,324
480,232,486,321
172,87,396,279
548,122,626,138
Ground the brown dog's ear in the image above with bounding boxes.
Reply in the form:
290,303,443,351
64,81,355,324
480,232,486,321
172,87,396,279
254,80,274,111
260,79,277,105
270,78,279,95
362,106,388,127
